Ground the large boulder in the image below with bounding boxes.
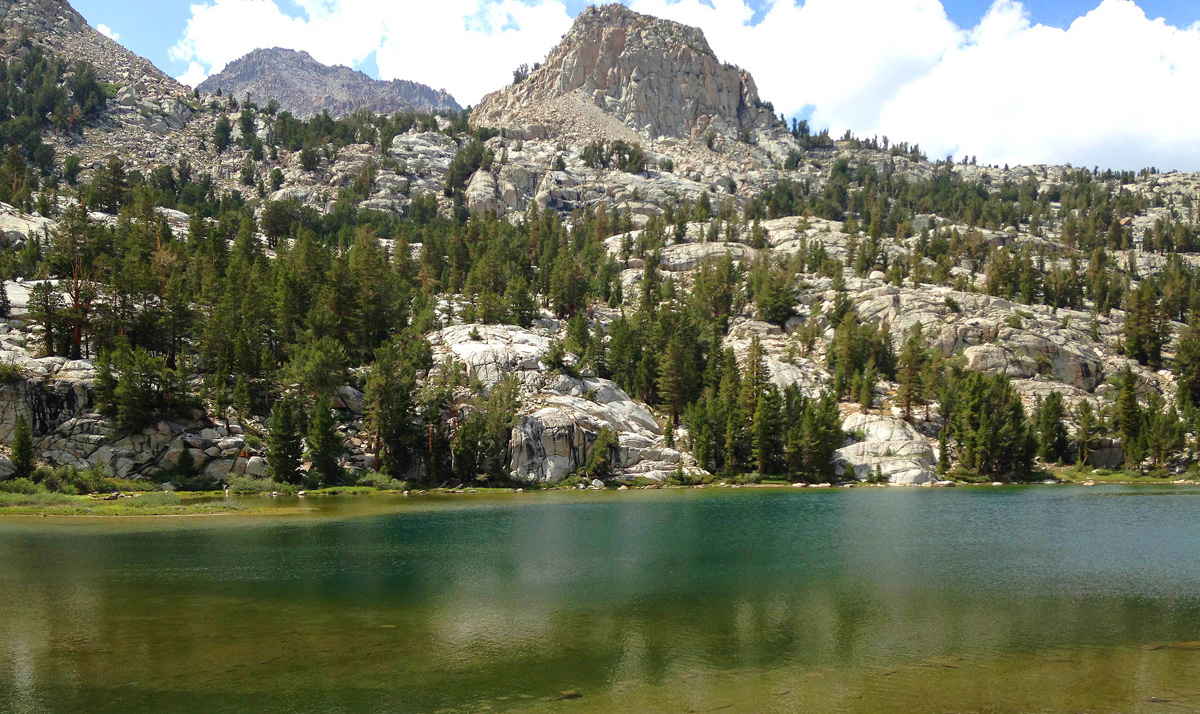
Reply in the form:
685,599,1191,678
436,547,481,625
465,169,499,215
509,407,592,483
0,204,54,248
429,324,552,387
509,376,662,483
835,413,937,485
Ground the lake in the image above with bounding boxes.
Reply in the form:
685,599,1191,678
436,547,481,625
2,485,1200,714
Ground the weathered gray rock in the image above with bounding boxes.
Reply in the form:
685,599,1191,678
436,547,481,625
835,413,937,485
198,48,460,119
429,324,553,387
244,456,268,478
465,169,499,215
473,4,777,141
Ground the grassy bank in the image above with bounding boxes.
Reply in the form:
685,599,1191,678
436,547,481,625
1051,466,1198,485
0,490,259,516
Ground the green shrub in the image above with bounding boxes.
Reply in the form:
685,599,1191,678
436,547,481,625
556,474,585,489
356,472,407,490
31,465,114,494
0,477,43,494
0,362,22,383
227,476,297,494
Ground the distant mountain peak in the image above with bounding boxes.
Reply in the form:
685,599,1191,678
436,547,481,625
472,3,774,141
197,48,462,119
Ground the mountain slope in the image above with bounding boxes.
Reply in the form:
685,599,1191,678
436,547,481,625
198,48,462,119
1,0,185,100
0,0,214,176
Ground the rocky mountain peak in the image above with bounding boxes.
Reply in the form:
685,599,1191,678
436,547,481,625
197,48,462,119
471,3,775,142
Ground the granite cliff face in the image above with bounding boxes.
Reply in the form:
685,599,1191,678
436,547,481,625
472,3,776,141
198,48,462,119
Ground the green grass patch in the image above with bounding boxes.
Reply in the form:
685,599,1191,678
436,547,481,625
0,491,253,516
1052,466,1183,484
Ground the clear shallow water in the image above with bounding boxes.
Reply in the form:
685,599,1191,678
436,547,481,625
2,485,1200,714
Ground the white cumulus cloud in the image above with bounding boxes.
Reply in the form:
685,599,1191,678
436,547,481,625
874,0,1200,170
164,0,1200,169
168,0,573,103
96,23,120,41
628,0,961,138
168,0,385,85
372,1,575,109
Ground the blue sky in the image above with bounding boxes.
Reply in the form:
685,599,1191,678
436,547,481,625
74,0,1199,83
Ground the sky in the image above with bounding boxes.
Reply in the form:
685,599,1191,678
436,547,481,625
72,0,1200,171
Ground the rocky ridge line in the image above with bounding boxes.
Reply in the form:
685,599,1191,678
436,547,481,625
198,48,462,119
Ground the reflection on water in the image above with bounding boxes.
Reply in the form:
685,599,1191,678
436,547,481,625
2,486,1200,713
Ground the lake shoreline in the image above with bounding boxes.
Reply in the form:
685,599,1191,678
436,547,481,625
2,474,1197,519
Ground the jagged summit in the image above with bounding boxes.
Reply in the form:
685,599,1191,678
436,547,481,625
471,3,775,141
198,48,462,119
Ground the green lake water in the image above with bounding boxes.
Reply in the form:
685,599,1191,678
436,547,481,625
3,485,1200,713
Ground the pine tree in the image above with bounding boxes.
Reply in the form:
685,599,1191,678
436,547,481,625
94,349,117,417
306,395,343,486
943,372,1035,480
755,266,795,325
1034,391,1070,464
897,324,927,418
504,275,535,328
1115,366,1143,468
365,339,419,478
937,427,949,476
452,409,488,481
11,414,33,479
211,376,229,426
753,384,783,476
1144,392,1185,470
0,281,9,319
1124,281,1168,369
657,334,694,424
267,396,303,484
233,375,252,421
214,116,232,153
1074,400,1097,468
28,280,62,357
858,358,877,409
1175,320,1200,409
176,445,196,480
799,393,842,481
584,427,619,480
482,374,521,478
731,337,768,470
